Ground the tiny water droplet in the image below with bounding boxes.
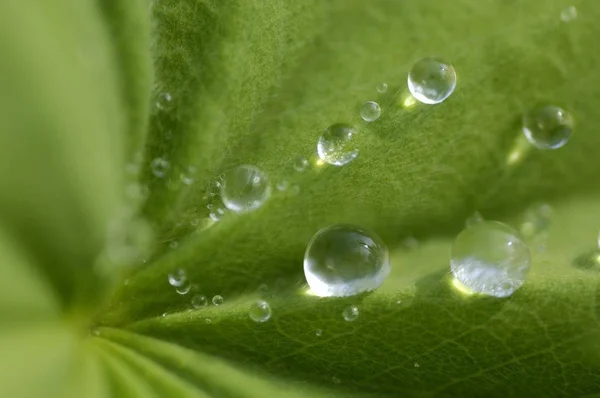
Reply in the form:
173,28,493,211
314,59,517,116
212,295,224,306
451,221,531,298
408,57,457,104
180,167,196,185
190,218,200,227
168,268,187,287
304,224,390,297
257,283,269,295
414,362,420,368
191,295,208,308
522,106,573,149
150,157,170,178
342,305,359,321
315,329,323,337
466,211,484,227
520,203,553,238
332,376,341,384
561,6,577,22
249,300,272,323
162,312,167,317
175,280,192,295
360,101,381,122
293,157,309,172
402,236,420,251
317,124,359,166
155,92,173,110
221,165,271,213
276,180,289,191
205,318,212,324
376,82,388,93
169,240,179,249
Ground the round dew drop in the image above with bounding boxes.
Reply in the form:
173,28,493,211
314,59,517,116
248,300,272,323
342,305,359,322
168,268,187,287
451,221,531,298
304,224,390,297
150,157,169,178
317,124,359,166
408,57,457,104
360,101,381,122
522,105,573,149
191,295,208,308
175,281,191,295
212,295,224,306
293,157,309,172
221,165,271,213
376,82,388,93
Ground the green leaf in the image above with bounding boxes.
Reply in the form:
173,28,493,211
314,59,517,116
3,0,600,397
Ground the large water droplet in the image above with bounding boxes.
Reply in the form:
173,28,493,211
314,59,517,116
151,157,170,178
451,221,531,298
168,268,187,287
249,300,272,323
522,105,573,149
408,57,457,104
304,224,390,297
221,165,271,213
212,295,224,306
360,101,381,122
342,305,359,321
317,124,359,166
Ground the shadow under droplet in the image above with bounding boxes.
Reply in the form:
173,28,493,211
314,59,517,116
572,249,600,271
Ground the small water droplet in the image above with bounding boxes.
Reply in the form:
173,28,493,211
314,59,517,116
360,101,381,122
376,82,388,93
175,280,192,295
317,124,359,166
190,218,200,227
249,300,272,323
522,105,573,149
466,211,484,227
276,180,289,191
221,165,271,213
212,295,224,306
169,240,179,249
342,305,360,321
162,312,168,317
315,329,323,337
414,362,420,368
155,92,173,111
402,236,420,251
293,157,309,172
150,157,170,178
332,376,341,384
205,318,212,324
561,6,577,22
168,268,187,287
191,295,208,308
92,329,100,336
451,221,531,298
304,224,390,297
408,57,457,104
209,205,227,222
180,166,196,185
257,283,269,295
520,203,553,238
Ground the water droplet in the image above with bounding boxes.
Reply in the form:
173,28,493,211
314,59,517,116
332,376,341,384
360,101,381,122
466,211,484,227
317,124,359,166
249,300,272,323
162,312,168,318
257,283,269,295
520,203,553,238
414,362,420,368
342,305,359,321
221,165,271,213
401,236,420,251
180,170,195,185
169,240,179,249
212,295,224,306
561,6,577,22
293,157,309,172
304,224,390,297
276,180,289,191
205,318,212,324
408,57,457,104
175,280,192,295
155,92,173,111
522,105,573,149
315,329,323,337
209,205,227,222
150,157,170,178
376,82,388,93
451,221,531,298
191,295,208,308
190,218,200,227
168,268,187,287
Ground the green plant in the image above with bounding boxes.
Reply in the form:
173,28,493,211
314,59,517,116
2,0,600,397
